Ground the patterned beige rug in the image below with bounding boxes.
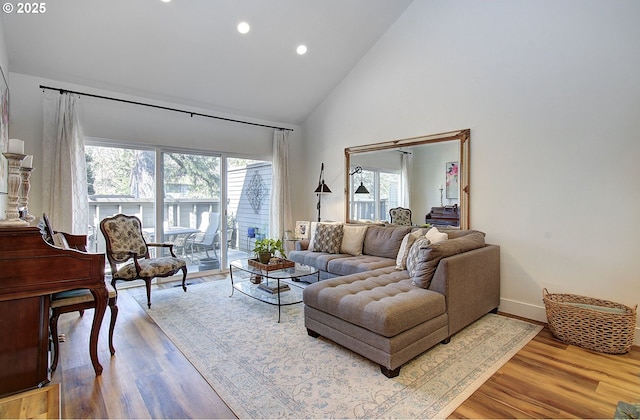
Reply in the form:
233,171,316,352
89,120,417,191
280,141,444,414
134,280,541,419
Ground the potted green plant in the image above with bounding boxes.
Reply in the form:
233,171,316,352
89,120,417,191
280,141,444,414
252,238,285,263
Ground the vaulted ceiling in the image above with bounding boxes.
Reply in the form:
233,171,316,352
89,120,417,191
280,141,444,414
1,0,413,125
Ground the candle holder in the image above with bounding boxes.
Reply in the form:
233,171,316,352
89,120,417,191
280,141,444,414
0,152,29,227
19,166,35,222
439,185,444,207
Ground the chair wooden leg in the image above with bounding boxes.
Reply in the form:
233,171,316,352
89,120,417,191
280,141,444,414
144,278,152,308
108,299,118,356
181,266,188,292
49,312,60,372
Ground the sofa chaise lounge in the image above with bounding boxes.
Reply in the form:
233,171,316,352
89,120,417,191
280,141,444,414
289,224,500,377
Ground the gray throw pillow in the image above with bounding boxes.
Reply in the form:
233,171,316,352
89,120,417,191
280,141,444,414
313,223,344,254
412,230,486,289
363,225,412,259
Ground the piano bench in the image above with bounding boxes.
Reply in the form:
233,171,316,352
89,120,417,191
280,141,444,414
49,284,118,373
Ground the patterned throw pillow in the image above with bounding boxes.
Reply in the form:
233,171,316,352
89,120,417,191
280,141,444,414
313,223,344,254
405,237,430,277
395,229,425,270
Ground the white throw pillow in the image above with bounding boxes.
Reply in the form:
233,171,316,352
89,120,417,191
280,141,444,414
307,222,319,251
425,227,448,244
340,224,368,256
395,229,426,270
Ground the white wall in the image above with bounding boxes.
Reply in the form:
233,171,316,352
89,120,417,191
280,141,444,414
6,73,304,226
302,0,640,342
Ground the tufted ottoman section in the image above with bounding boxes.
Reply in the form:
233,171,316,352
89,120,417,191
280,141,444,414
303,267,445,337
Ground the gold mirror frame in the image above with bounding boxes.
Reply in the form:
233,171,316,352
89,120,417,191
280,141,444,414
344,129,470,229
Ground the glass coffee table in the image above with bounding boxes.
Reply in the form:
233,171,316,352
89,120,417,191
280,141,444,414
229,259,320,322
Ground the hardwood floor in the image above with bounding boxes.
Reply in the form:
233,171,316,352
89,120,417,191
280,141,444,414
50,277,235,419
49,278,640,419
451,327,640,419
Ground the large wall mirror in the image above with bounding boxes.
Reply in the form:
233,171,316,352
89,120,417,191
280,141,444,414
345,129,470,229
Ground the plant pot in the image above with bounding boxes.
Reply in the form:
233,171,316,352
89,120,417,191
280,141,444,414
258,252,272,264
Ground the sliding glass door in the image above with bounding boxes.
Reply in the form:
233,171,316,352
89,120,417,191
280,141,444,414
86,141,273,278
227,158,272,260
161,151,223,271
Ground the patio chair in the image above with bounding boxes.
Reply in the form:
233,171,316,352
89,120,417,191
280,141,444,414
188,212,220,260
100,214,187,308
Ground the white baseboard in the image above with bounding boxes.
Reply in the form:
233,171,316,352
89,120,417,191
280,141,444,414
499,297,640,347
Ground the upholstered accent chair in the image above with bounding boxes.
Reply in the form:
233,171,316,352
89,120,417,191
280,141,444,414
100,214,187,308
389,207,412,226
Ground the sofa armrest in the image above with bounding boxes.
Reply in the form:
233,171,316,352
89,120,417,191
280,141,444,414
429,244,500,335
295,239,310,251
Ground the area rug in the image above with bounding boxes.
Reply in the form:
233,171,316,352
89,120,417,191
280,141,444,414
134,280,541,419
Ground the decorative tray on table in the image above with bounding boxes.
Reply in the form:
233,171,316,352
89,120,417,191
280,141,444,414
248,258,295,271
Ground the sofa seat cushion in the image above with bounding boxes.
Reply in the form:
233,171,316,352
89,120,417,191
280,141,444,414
287,250,350,271
326,255,397,276
303,267,446,337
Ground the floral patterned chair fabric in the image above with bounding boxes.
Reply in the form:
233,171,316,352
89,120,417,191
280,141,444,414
100,214,187,308
389,207,412,226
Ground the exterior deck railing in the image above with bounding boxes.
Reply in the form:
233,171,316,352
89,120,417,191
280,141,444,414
87,197,265,260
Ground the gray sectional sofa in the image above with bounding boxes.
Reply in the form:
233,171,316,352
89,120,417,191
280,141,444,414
288,223,500,377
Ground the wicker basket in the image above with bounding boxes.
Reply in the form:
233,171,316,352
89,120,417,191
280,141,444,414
542,288,637,354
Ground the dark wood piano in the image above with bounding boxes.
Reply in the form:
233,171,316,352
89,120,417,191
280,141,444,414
425,205,460,227
0,227,107,397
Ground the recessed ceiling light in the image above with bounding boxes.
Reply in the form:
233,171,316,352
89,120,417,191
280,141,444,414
237,22,250,34
296,45,308,55
161,0,171,3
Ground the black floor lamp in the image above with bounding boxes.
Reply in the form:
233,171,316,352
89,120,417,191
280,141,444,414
315,162,331,222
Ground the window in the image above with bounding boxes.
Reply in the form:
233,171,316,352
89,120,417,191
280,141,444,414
350,167,400,222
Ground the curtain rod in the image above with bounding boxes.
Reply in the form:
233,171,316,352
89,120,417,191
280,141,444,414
39,85,294,132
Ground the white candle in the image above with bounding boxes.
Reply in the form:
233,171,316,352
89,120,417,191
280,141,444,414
8,139,24,154
21,155,33,168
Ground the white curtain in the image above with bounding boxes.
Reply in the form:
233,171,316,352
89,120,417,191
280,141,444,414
42,92,88,234
269,129,292,239
400,152,412,208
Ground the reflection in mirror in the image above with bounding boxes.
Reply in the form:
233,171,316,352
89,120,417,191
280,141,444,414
345,129,470,229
